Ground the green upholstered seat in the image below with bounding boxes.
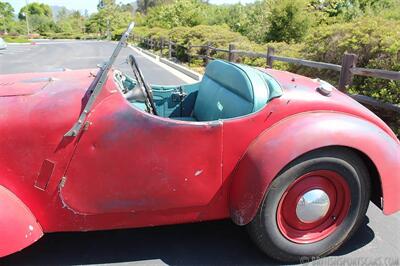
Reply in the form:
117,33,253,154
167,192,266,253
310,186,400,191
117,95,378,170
128,59,282,121
180,60,282,122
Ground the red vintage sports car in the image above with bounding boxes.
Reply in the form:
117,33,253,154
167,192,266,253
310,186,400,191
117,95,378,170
0,23,399,262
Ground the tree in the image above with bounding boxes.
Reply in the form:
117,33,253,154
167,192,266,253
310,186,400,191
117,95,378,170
310,0,352,17
120,2,136,14
145,0,208,28
236,1,271,43
17,3,55,34
266,0,310,42
56,7,69,21
0,1,14,20
0,1,15,33
54,8,86,34
18,3,52,20
309,0,397,22
136,0,173,14
28,15,56,34
86,0,133,38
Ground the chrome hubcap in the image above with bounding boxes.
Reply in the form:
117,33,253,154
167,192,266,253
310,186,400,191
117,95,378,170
296,189,330,223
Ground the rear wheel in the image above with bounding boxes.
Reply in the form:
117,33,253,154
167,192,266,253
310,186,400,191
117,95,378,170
247,148,370,263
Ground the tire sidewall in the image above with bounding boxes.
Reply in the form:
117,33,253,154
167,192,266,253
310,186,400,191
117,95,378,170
259,154,368,258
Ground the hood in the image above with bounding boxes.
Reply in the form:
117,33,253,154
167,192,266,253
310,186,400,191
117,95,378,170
0,70,94,97
0,77,52,97
0,69,96,139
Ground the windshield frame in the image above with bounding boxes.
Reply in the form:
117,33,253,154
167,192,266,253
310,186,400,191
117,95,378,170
64,22,135,137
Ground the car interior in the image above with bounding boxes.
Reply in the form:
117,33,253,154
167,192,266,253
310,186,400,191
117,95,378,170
114,59,283,122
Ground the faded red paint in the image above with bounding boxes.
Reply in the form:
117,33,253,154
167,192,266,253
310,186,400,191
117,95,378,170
0,67,399,257
0,185,43,257
61,89,223,214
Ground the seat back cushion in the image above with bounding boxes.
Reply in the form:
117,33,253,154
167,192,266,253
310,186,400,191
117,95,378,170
193,60,256,121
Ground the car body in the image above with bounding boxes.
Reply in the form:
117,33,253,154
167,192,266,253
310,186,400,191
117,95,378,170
0,37,7,50
0,24,399,261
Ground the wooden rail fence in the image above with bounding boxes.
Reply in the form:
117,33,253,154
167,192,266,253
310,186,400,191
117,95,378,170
133,35,400,120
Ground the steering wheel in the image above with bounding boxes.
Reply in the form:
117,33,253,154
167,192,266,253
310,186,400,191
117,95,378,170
127,55,158,115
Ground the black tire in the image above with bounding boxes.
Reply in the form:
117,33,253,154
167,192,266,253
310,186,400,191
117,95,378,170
247,148,370,263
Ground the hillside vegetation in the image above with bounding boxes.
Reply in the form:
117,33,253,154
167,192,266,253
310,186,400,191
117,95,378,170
1,0,399,107
134,0,400,108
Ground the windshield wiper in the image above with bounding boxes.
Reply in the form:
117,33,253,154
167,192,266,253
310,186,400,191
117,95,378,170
64,22,135,137
128,55,158,115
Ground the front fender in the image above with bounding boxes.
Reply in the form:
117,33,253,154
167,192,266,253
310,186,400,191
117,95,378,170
229,112,400,225
0,185,43,257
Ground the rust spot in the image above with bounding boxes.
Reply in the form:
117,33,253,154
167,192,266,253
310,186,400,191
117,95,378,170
58,178,89,216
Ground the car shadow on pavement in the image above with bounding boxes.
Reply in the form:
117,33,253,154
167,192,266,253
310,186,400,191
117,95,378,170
2,217,374,265
332,216,375,256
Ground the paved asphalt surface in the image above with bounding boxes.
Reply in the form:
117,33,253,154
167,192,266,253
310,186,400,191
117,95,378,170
1,40,399,265
0,40,185,85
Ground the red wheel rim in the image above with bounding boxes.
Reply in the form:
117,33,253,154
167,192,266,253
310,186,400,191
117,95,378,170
277,170,351,244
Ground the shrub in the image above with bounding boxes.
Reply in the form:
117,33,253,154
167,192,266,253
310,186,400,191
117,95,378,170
266,0,310,42
301,17,400,105
134,25,305,68
134,25,256,63
145,0,208,28
2,36,30,43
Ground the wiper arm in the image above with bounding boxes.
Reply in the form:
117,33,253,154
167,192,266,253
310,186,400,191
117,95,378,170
128,55,158,115
64,22,135,137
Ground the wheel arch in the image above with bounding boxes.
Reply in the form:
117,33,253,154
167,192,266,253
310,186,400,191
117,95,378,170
229,112,400,225
351,148,382,211
266,145,383,210
0,185,43,257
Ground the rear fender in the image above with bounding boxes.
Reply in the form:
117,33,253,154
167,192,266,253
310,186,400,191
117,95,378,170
229,112,400,225
0,185,43,257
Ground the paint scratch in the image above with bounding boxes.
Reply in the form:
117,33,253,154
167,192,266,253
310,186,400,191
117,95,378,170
194,169,203,176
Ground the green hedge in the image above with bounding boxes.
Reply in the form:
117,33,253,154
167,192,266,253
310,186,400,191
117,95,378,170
40,32,100,40
136,16,400,106
2,36,30,43
134,19,399,135
135,25,285,66
300,17,400,105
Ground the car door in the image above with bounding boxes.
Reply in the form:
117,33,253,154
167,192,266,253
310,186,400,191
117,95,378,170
60,92,223,215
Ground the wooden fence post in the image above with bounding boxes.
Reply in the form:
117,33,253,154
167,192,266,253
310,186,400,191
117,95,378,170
339,53,358,92
168,40,172,59
228,44,236,62
160,38,164,56
205,42,211,66
187,42,192,67
267,47,275,68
